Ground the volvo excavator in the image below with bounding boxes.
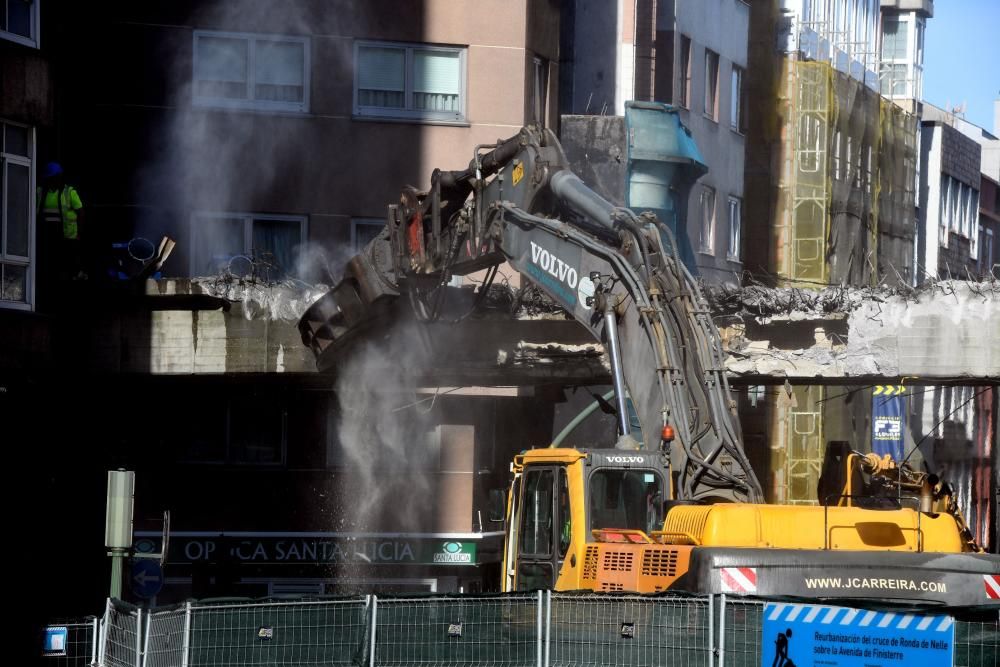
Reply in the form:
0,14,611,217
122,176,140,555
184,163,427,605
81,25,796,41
299,103,999,607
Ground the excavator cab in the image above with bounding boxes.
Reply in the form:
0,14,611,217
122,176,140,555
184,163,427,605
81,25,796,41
502,448,671,592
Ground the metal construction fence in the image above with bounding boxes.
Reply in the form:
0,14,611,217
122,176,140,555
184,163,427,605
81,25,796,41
54,592,997,667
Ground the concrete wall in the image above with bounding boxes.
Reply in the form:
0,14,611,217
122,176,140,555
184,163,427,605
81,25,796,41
657,0,749,283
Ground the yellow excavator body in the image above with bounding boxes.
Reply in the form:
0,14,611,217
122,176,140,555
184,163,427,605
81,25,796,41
502,448,998,606
662,504,967,552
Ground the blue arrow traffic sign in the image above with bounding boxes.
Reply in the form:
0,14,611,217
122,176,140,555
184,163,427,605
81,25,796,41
131,559,163,599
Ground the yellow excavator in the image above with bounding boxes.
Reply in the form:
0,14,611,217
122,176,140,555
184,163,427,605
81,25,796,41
299,106,999,607
499,445,991,605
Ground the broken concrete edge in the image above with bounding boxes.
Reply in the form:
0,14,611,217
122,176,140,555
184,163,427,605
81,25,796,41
701,279,1000,320
722,281,999,380
134,278,998,381
145,277,330,323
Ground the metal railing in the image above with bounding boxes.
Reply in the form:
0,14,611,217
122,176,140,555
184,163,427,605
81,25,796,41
65,591,998,667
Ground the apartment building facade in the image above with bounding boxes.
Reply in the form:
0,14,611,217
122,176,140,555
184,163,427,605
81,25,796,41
560,0,750,283
4,0,569,616
0,0,46,312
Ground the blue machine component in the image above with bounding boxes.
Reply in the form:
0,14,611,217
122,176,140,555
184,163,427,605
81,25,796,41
624,101,708,274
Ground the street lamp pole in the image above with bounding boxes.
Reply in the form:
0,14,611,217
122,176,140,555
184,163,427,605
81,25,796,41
105,470,135,599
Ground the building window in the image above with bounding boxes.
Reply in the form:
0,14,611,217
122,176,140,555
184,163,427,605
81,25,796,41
730,65,745,133
193,31,309,113
699,186,716,254
530,56,549,124
355,41,466,123
881,16,907,60
351,218,384,253
1,0,39,48
727,196,742,261
913,18,925,99
1,120,33,310
678,35,692,108
981,227,995,276
938,175,950,245
190,212,306,278
938,174,981,256
704,50,719,120
879,13,922,99
879,63,907,97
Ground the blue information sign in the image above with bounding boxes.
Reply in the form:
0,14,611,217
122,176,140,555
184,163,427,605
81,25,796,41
762,602,954,667
130,559,163,599
871,385,906,460
43,626,68,656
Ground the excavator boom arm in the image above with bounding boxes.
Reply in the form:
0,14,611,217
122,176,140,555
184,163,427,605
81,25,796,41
299,123,762,502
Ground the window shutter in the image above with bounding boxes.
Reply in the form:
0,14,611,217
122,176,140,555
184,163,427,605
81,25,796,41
256,40,304,86
413,50,460,94
358,46,405,91
196,36,248,83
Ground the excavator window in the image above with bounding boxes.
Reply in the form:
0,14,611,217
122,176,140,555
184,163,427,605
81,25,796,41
515,466,574,591
589,469,664,534
558,471,571,557
519,468,554,556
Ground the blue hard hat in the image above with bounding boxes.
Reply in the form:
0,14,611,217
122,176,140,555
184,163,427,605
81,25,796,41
42,162,63,179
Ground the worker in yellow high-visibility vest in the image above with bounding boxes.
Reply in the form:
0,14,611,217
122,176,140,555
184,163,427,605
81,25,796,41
37,161,86,281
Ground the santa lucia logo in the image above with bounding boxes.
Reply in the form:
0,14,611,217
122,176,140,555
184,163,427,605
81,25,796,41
434,542,472,563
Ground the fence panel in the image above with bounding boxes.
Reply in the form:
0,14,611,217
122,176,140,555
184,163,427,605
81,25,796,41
548,593,713,667
102,600,141,667
186,598,369,667
954,613,1000,667
45,620,97,667
144,607,188,667
372,594,540,667
55,592,1000,667
717,595,764,667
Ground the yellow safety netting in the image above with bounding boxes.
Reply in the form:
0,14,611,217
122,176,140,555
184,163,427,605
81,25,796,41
773,60,917,287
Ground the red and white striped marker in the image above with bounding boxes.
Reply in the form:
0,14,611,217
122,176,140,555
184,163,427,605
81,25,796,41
720,567,757,594
985,574,1000,600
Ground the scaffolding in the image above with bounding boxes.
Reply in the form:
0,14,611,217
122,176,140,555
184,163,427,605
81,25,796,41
772,385,826,505
775,58,917,288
